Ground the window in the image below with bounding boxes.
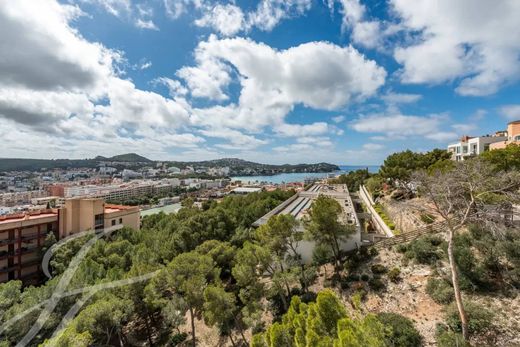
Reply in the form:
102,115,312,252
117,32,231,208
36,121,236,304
94,213,104,230
119,218,123,224
111,220,116,226
515,135,520,141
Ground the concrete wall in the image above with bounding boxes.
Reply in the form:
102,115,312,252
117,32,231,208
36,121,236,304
359,185,393,237
104,209,140,231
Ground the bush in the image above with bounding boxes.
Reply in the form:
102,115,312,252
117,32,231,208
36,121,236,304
371,264,387,274
300,291,317,304
312,244,332,265
351,289,366,310
361,273,370,281
445,301,494,335
369,247,379,257
435,330,469,347
368,277,386,291
170,332,188,346
426,278,454,304
405,235,443,265
387,267,401,283
377,312,422,347
396,244,408,253
346,273,360,282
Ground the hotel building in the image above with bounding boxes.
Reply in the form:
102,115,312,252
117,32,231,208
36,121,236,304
0,198,140,284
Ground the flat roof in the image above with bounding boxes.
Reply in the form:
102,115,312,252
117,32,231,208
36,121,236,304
0,210,58,226
253,184,358,228
231,187,262,193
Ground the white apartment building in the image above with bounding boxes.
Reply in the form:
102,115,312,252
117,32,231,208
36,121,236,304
448,134,507,161
64,179,181,201
0,190,48,207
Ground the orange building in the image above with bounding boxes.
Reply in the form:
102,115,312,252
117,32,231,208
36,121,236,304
490,120,520,150
0,199,140,284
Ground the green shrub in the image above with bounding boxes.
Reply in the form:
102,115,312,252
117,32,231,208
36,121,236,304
426,278,454,304
377,312,422,347
369,247,379,257
420,213,436,225
396,244,408,253
371,264,387,274
351,289,366,310
170,332,188,346
361,273,370,281
368,277,386,291
346,273,360,282
444,301,494,335
405,235,443,265
312,244,332,265
435,330,469,347
387,267,401,283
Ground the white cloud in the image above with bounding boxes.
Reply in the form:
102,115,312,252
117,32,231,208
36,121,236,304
135,18,159,30
0,0,201,159
499,105,520,121
153,77,188,97
274,122,330,137
451,123,477,134
381,92,422,105
195,4,244,37
81,0,131,17
332,115,345,123
350,112,454,142
247,0,312,32
391,0,520,96
163,0,206,19
181,36,386,132
333,0,383,49
362,143,384,150
199,128,268,150
178,0,312,37
139,61,152,70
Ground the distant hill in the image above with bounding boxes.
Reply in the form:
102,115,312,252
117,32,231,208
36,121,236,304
0,154,339,174
96,153,152,163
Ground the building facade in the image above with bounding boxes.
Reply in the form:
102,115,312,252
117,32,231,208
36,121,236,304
448,134,507,161
490,120,520,150
0,198,140,283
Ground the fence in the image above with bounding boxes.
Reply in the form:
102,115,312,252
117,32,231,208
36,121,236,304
372,220,448,249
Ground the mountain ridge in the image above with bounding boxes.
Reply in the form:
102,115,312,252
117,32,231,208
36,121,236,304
0,154,340,173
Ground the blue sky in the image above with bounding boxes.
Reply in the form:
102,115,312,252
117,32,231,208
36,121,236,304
0,0,519,164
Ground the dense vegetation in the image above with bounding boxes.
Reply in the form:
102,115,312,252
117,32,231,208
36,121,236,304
251,290,421,347
0,190,294,346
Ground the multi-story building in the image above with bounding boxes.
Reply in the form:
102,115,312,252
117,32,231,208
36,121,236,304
63,179,181,201
447,133,507,161
490,120,520,150
0,190,48,207
0,198,140,284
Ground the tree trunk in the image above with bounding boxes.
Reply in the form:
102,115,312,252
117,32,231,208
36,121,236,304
144,313,154,346
236,318,248,345
280,292,288,311
279,262,292,298
229,333,237,347
189,306,196,347
447,227,469,340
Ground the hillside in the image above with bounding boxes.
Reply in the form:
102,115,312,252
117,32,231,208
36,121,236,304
0,155,339,174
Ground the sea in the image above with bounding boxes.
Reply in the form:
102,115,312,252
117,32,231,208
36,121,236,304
231,165,380,184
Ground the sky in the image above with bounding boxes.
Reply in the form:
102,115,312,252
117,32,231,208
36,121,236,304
0,0,520,165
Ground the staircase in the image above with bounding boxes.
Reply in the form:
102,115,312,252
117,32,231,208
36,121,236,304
372,220,448,249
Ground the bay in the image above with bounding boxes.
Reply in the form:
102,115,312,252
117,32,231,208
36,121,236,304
231,165,380,184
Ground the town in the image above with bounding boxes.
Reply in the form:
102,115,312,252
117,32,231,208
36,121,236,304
1,1,520,346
